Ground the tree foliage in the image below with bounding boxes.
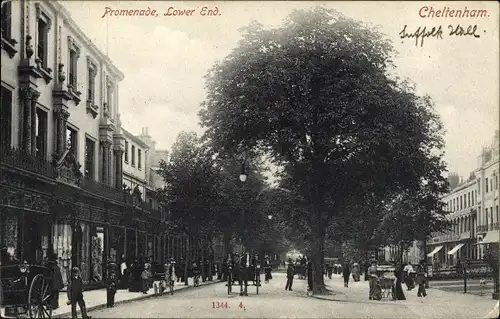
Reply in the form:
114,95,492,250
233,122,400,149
199,7,448,293
157,131,277,256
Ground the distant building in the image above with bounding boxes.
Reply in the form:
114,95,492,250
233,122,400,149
427,130,499,267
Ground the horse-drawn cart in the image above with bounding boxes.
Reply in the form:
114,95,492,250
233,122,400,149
1,263,53,318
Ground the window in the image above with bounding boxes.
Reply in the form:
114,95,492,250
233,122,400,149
106,79,113,115
490,179,493,193
37,15,49,68
66,127,78,157
472,191,475,206
490,207,494,226
131,145,136,166
485,178,489,193
485,208,489,226
85,138,95,179
124,141,129,162
460,196,462,210
1,1,12,40
35,108,47,159
87,66,96,104
478,179,481,193
496,205,499,223
496,174,499,190
478,206,481,225
69,50,78,87
468,192,471,207
138,149,142,169
0,86,12,146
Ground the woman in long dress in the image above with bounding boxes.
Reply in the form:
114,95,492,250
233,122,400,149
393,263,406,300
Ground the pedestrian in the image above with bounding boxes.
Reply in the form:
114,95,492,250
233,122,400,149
67,267,91,319
192,262,200,287
403,262,415,290
285,261,294,291
106,262,117,307
368,260,379,300
342,263,351,287
307,259,313,291
47,253,64,310
119,255,128,290
264,256,272,283
141,262,152,294
416,260,427,298
393,263,406,300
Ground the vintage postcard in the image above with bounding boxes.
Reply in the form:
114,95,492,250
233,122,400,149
0,0,499,318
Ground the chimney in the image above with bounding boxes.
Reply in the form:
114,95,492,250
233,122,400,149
145,127,149,135
448,172,459,191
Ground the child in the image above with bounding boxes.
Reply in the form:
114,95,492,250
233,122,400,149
141,262,152,294
67,267,91,319
106,262,117,308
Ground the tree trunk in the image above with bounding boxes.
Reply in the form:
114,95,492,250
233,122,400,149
311,221,327,294
201,239,205,282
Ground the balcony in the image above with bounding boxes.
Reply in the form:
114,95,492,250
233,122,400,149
490,222,499,231
431,234,462,244
81,177,130,203
476,224,489,233
0,144,56,179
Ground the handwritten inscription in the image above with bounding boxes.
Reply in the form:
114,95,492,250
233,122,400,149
101,6,222,18
399,24,482,47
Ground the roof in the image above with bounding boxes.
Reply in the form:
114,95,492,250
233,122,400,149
122,128,150,150
48,0,125,81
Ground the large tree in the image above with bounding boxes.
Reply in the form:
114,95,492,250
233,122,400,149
199,7,447,293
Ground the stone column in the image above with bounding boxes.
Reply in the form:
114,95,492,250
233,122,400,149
31,99,37,155
114,149,124,189
101,140,111,184
54,109,70,156
20,88,39,153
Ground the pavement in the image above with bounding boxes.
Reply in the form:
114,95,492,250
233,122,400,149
0,277,221,318
81,273,498,318
312,274,499,319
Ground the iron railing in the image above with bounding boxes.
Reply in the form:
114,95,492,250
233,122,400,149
0,144,56,178
477,225,489,233
81,177,130,203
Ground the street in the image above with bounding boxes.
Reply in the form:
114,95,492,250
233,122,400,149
88,273,498,318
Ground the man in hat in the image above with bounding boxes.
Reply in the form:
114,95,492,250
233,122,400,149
264,255,272,283
67,267,91,319
285,261,295,291
106,262,118,307
47,253,64,309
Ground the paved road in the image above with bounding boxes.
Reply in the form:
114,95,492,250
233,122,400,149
88,273,497,318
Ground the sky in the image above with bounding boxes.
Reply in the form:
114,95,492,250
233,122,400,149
61,0,499,179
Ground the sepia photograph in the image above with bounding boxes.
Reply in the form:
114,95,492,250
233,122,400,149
0,0,499,318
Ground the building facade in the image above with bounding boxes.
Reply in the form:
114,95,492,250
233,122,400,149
0,0,167,286
475,131,500,256
426,176,477,268
426,130,499,268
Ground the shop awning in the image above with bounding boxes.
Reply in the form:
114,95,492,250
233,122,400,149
481,231,500,244
427,245,443,257
447,243,465,255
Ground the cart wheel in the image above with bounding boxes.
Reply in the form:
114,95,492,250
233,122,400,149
28,274,52,318
154,283,158,296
